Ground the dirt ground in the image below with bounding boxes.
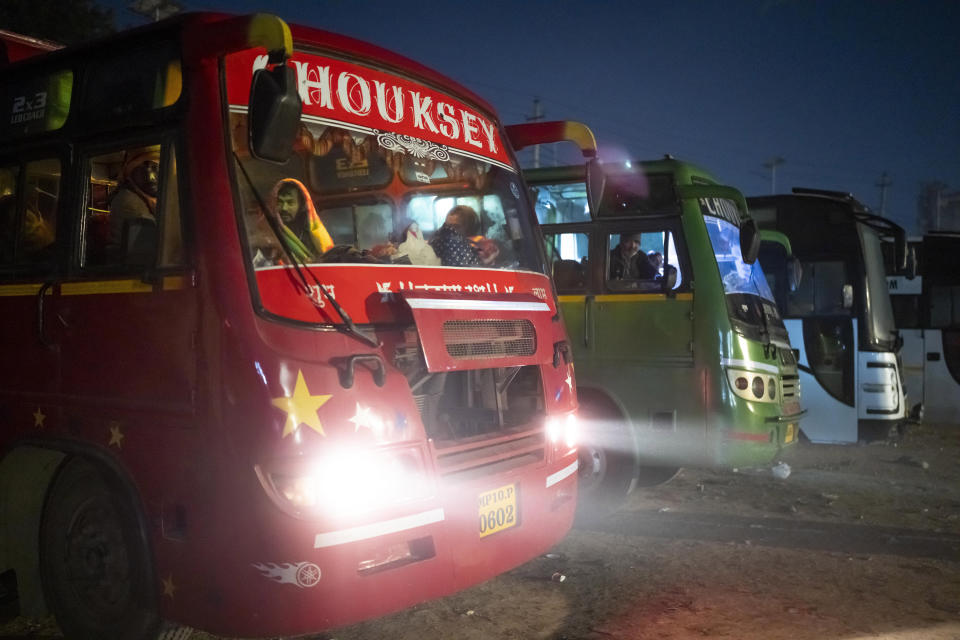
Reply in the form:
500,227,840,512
3,422,959,639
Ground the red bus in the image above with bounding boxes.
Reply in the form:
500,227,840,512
0,13,595,638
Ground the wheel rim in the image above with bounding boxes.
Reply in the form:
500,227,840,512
63,496,133,618
577,444,607,490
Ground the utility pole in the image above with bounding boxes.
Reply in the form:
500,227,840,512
526,97,544,168
128,0,182,22
875,171,892,215
762,156,785,194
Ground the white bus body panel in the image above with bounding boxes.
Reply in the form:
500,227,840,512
858,350,904,422
918,330,960,424
784,319,904,443
784,319,858,443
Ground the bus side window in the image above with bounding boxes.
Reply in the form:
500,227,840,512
0,165,19,264
83,143,184,269
19,159,60,264
606,230,680,292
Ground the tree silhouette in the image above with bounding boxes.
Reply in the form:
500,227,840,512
0,0,115,46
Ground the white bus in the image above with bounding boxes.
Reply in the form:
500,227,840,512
885,232,960,424
750,189,907,443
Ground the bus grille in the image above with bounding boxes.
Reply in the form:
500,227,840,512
443,320,536,360
781,374,801,403
779,347,798,366
432,431,545,481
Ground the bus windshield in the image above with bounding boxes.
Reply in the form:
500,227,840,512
860,224,898,346
704,213,783,336
226,49,546,324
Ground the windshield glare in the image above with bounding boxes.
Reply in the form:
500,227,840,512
860,225,898,344
232,119,541,273
705,215,775,302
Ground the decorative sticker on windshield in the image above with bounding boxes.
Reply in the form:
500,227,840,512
226,50,512,170
1,69,72,139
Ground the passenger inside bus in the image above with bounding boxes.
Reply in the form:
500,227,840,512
392,219,440,266
109,146,160,256
430,205,500,267
609,233,658,281
270,178,335,263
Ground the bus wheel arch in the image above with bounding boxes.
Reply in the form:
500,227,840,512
38,453,160,639
0,445,66,618
574,388,640,517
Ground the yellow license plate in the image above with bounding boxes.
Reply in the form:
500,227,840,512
478,483,518,538
785,423,796,443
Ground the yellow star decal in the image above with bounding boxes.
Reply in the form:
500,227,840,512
33,407,45,429
271,370,332,438
162,574,176,598
108,422,125,449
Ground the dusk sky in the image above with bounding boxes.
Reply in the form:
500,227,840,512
114,0,959,234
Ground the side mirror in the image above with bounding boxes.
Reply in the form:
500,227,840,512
248,64,302,162
740,218,760,264
905,246,918,280
662,265,678,291
787,256,803,292
893,228,908,273
585,157,604,217
842,283,854,309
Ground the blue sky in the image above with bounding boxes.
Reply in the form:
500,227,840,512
111,0,959,233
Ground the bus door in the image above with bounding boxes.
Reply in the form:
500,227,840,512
594,222,695,462
55,139,197,426
0,152,64,429
922,234,960,423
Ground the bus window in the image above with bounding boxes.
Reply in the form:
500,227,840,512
544,232,588,292
0,164,19,263
19,158,60,263
789,260,849,316
534,182,589,224
83,143,182,269
607,230,682,292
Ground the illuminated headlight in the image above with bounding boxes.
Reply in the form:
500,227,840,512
546,412,578,449
266,446,429,517
726,369,779,403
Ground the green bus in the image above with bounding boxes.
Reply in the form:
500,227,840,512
525,159,804,512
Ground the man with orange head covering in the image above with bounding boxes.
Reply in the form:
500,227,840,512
109,146,161,254
270,178,334,263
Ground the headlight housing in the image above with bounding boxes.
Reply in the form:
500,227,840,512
726,368,780,404
259,445,431,519
546,412,578,449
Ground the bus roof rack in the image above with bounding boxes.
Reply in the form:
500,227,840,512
791,187,855,200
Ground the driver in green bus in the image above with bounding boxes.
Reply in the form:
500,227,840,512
610,232,657,280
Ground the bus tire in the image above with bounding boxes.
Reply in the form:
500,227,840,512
39,458,159,640
575,396,636,520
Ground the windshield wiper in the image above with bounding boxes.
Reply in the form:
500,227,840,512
233,153,379,349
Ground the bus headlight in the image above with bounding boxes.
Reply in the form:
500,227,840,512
263,446,430,517
751,376,765,399
547,412,578,449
